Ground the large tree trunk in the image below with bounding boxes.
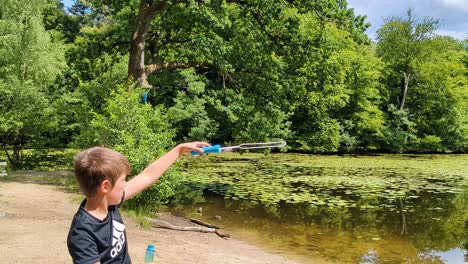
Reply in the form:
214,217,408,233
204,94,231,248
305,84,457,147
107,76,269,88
128,1,217,88
128,1,167,88
399,198,408,235
2,144,13,168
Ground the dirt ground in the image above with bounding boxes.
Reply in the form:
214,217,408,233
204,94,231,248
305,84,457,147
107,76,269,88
0,181,297,264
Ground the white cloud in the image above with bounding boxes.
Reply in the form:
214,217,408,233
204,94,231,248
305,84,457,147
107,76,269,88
438,0,468,12
436,29,468,40
347,0,467,40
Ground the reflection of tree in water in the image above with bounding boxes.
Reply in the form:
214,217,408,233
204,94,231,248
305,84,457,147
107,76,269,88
173,182,466,263
398,198,407,235
177,154,467,263
411,251,446,263
178,180,466,251
344,190,466,263
401,191,466,251
251,190,464,250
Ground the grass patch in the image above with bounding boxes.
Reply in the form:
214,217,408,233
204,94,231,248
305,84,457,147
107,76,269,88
124,209,153,229
0,170,80,193
0,148,79,171
0,148,81,192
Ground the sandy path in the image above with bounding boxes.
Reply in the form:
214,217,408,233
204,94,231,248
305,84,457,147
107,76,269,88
0,182,297,264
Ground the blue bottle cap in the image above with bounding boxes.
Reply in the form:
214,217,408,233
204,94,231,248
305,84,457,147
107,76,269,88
146,244,155,252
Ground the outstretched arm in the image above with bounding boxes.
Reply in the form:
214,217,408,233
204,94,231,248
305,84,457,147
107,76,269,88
124,142,209,201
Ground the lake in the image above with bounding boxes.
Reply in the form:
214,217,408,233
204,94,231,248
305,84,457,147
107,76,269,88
174,153,467,263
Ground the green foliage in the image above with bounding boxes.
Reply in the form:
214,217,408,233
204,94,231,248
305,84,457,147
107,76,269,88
124,209,152,229
1,3,467,260
338,45,386,151
288,16,381,152
0,1,65,83
383,105,417,153
49,52,130,147
1,0,465,176
376,10,467,152
414,135,443,152
43,0,93,43
66,0,466,154
0,0,65,168
0,80,57,168
376,9,435,111
78,83,177,210
79,0,377,151
410,36,468,152
231,100,291,144
339,120,360,152
166,69,218,141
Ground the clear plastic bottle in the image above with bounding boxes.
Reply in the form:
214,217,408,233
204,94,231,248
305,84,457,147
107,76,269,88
144,244,155,263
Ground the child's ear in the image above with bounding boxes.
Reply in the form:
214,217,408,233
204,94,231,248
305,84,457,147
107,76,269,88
100,180,112,194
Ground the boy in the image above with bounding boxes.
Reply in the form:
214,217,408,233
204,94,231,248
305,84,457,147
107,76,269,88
67,142,209,264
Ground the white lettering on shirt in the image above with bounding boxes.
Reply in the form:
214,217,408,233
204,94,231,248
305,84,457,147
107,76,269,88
110,220,126,258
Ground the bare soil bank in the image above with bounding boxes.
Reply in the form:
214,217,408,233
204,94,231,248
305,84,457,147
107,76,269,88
0,182,298,264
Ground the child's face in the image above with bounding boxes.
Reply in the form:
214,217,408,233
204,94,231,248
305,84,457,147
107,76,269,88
108,173,127,205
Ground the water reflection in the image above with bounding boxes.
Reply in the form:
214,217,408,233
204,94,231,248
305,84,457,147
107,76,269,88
359,247,467,264
174,154,468,263
360,250,379,264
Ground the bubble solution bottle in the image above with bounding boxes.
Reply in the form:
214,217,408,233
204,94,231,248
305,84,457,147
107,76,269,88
144,244,155,263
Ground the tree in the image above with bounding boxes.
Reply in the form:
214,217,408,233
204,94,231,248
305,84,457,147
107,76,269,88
410,36,467,151
43,0,90,43
376,9,434,152
63,0,390,152
337,45,386,151
376,9,438,111
376,10,467,152
0,0,65,168
85,0,227,88
288,11,374,152
0,81,57,168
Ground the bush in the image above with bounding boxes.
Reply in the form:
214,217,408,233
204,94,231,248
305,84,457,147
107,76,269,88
0,80,57,168
77,83,177,211
414,135,444,153
383,105,417,153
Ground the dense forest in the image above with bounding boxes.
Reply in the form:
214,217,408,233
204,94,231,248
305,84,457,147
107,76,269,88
1,0,467,169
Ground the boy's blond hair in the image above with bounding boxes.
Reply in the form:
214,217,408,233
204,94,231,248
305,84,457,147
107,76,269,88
73,147,131,197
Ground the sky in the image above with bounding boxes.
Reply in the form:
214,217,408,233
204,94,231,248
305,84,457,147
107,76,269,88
346,0,468,40
62,0,74,8
60,0,467,40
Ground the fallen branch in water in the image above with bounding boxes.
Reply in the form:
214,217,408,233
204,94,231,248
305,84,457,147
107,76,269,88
190,218,219,229
145,217,230,239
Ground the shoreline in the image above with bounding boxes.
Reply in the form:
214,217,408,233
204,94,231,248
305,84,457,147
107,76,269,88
0,181,299,263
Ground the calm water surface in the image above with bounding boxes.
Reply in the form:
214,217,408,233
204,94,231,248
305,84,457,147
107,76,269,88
175,154,468,264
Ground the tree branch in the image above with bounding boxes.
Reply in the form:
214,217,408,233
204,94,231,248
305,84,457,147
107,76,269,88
145,62,211,75
145,217,230,239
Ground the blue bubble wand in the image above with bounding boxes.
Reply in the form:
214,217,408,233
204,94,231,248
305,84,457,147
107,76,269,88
192,141,286,155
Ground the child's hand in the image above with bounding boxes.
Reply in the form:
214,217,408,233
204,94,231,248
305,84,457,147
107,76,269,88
177,141,210,155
